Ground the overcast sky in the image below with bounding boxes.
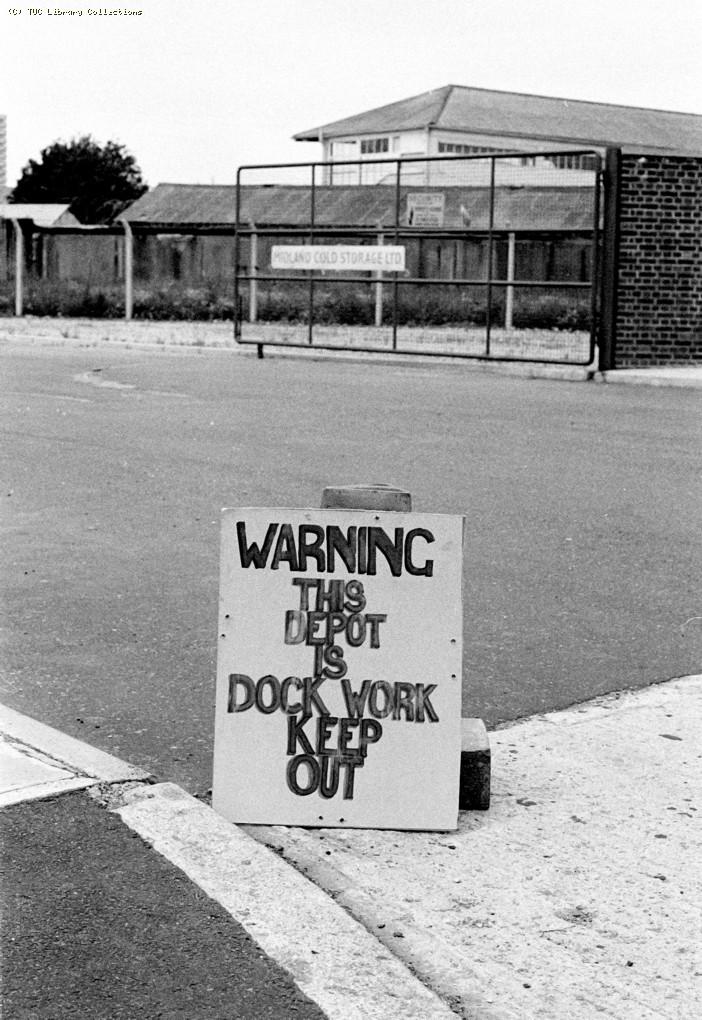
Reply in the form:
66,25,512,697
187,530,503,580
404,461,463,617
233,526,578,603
2,0,700,189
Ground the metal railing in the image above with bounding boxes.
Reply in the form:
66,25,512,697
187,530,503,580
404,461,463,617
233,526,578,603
233,150,602,366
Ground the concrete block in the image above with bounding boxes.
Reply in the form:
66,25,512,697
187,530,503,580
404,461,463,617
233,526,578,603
321,484,411,513
459,717,491,810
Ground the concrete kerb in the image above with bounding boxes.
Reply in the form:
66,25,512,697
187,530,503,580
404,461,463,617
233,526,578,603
249,675,702,1020
595,367,702,387
242,340,597,381
3,317,702,385
241,344,702,386
115,783,458,1020
3,675,701,1018
0,702,458,1020
0,319,592,380
0,703,151,807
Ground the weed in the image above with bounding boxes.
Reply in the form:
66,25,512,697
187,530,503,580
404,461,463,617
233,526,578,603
1,279,591,332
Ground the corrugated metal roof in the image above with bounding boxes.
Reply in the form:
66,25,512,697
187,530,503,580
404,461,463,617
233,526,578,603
122,182,596,232
294,84,702,154
124,184,240,224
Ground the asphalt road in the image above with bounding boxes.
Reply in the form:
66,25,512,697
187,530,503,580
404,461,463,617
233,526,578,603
1,792,325,1020
1,341,700,794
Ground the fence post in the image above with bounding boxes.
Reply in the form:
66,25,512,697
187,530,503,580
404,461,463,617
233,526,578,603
374,229,384,328
249,222,258,323
12,220,24,317
320,482,490,810
505,230,516,329
122,219,134,321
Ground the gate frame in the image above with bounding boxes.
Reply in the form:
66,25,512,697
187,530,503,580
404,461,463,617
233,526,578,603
232,150,603,367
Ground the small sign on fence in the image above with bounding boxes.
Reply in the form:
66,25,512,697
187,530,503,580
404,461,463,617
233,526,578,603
270,245,405,272
212,507,464,830
407,192,445,227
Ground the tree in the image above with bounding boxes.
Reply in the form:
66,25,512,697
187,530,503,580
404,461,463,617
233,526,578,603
10,135,148,223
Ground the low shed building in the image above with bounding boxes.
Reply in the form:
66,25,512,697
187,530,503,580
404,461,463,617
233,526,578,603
122,181,596,285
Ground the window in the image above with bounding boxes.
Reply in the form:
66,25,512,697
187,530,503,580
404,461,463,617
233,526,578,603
550,154,599,170
330,140,357,158
438,142,514,155
360,137,389,154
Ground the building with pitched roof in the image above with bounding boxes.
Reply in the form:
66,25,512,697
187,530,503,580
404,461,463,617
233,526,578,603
122,181,595,233
0,203,79,227
293,85,702,184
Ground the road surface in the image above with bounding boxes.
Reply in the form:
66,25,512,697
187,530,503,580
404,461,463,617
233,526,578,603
1,341,700,793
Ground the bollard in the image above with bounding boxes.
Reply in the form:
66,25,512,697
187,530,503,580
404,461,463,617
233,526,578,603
320,483,491,811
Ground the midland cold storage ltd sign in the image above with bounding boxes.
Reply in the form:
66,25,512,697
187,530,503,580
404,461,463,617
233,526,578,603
270,245,406,271
212,508,464,830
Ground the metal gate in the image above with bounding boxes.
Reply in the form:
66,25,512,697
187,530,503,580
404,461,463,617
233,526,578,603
233,151,602,365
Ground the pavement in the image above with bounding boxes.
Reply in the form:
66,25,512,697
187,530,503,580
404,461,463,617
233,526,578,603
595,365,702,388
2,675,701,1019
261,351,702,388
2,314,702,387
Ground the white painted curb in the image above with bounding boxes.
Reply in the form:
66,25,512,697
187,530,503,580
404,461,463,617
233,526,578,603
0,705,151,782
116,782,458,1020
0,736,96,806
250,676,702,1020
5,677,701,1018
0,704,150,806
0,703,457,1019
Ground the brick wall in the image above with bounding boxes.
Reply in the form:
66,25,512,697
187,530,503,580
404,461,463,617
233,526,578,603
615,154,702,366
